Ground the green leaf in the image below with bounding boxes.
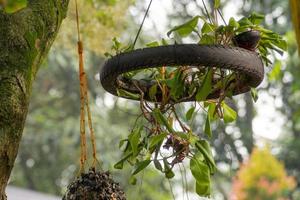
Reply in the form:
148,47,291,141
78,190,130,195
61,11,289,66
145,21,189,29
112,37,121,51
251,88,259,102
269,45,284,56
167,16,200,38
174,132,189,140
104,52,112,58
132,160,151,175
161,38,169,45
114,161,124,170
214,0,220,8
188,132,199,146
196,181,211,197
149,133,167,149
121,43,134,53
268,60,281,81
262,36,287,51
146,41,160,47
260,33,287,53
152,109,175,133
129,176,137,185
238,17,253,27
215,25,226,34
195,140,216,174
273,38,288,51
190,154,211,196
117,89,140,100
114,151,133,169
129,127,142,156
204,115,212,138
249,12,265,25
201,22,215,34
165,169,175,179
149,84,158,100
222,103,237,123
208,103,217,120
260,54,273,66
196,69,213,101
199,34,215,45
186,107,196,121
228,17,239,29
152,108,164,124
169,70,185,99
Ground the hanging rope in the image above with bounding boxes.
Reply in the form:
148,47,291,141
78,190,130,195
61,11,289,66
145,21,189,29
201,0,213,24
217,8,227,26
75,0,99,172
132,0,153,48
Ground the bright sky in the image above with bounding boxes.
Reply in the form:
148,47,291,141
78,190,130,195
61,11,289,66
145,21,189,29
130,0,284,141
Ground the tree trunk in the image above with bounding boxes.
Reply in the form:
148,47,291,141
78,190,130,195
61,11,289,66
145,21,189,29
0,1,69,199
290,0,300,51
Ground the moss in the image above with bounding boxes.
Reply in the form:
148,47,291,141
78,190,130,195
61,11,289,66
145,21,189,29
5,0,28,13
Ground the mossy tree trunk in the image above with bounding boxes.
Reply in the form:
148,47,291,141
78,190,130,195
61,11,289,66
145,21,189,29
0,1,69,199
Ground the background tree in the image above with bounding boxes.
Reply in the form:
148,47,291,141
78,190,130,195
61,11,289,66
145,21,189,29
231,147,296,200
290,0,300,49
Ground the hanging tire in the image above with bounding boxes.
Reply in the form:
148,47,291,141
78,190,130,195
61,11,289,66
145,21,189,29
100,44,264,102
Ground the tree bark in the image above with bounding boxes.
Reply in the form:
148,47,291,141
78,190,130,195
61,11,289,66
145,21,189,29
290,0,300,52
0,1,69,199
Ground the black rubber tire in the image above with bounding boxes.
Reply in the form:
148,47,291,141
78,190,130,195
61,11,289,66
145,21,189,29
100,44,264,102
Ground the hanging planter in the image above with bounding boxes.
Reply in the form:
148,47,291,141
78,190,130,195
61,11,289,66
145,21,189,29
99,0,286,198
101,44,264,103
64,1,126,199
63,169,126,200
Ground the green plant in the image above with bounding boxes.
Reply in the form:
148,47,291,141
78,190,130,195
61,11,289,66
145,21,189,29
105,2,286,198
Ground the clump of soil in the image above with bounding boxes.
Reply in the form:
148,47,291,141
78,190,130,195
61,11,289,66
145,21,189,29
63,168,126,200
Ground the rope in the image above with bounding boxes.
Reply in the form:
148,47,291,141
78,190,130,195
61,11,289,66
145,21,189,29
217,8,227,25
201,0,213,24
75,0,99,172
75,0,81,42
133,0,153,48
